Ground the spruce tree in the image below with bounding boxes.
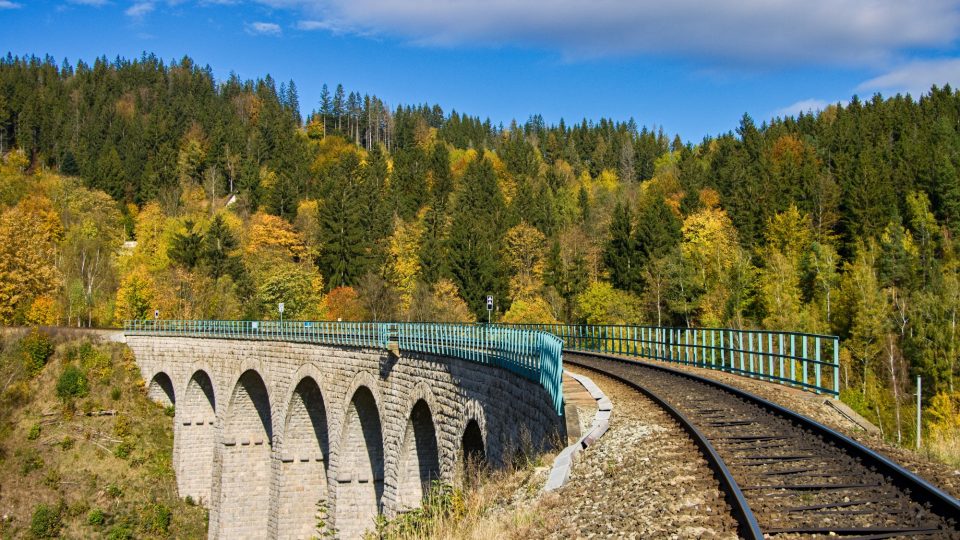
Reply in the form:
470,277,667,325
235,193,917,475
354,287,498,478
418,144,453,283
96,146,125,200
318,153,367,288
635,197,682,262
428,143,452,202
202,215,241,280
390,146,428,220
603,201,639,291
61,149,79,176
319,83,332,135
447,157,507,317
169,221,203,269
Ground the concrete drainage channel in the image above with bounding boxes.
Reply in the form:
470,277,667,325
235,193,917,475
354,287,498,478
544,370,612,491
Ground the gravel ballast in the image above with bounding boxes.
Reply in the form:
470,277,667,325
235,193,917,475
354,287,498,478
527,368,740,539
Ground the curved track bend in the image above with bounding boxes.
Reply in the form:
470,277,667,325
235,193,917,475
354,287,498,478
565,351,960,540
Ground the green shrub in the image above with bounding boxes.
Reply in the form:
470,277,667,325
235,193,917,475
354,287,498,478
19,449,44,476
106,483,122,498
114,440,134,459
21,329,54,377
78,342,112,381
42,470,60,489
77,341,95,363
87,508,106,526
110,386,122,400
106,524,134,540
29,503,62,538
56,365,89,399
113,415,131,438
59,436,75,450
147,503,172,534
27,423,41,441
67,501,89,518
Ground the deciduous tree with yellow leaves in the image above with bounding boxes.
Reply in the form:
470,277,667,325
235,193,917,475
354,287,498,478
0,195,63,323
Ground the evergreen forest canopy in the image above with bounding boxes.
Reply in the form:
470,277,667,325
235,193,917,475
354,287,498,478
2,53,960,458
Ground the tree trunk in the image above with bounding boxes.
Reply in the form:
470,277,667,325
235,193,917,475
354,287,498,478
887,335,902,444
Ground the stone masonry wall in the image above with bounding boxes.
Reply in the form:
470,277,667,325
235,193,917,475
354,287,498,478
128,336,563,540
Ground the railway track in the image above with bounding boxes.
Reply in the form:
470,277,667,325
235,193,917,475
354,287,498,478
565,351,960,539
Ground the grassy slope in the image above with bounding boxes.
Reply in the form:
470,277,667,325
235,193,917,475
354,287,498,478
0,330,207,539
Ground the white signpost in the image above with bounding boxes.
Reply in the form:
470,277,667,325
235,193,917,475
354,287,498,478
486,295,494,324
278,302,285,324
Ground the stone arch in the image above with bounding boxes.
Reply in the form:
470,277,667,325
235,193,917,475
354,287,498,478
461,419,486,465
334,385,385,539
457,403,488,486
147,371,175,407
176,369,217,505
218,369,273,538
277,376,330,540
397,399,440,511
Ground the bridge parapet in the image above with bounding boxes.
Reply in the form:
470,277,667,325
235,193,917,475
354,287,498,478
506,323,841,397
125,320,564,415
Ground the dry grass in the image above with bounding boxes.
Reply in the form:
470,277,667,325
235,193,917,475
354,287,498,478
372,451,566,540
0,332,207,539
927,430,960,467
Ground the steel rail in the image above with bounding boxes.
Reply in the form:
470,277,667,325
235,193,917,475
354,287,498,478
564,350,960,538
564,354,764,539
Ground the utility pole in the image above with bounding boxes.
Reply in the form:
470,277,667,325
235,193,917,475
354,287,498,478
916,376,922,451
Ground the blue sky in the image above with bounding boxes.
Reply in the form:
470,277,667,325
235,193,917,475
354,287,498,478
2,0,960,141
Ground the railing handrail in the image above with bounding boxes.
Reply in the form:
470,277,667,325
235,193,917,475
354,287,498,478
123,319,565,416
505,322,839,340
499,323,841,398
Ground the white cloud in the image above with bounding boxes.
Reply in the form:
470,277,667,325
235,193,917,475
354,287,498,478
857,58,960,96
0,0,22,8
251,0,960,66
296,19,355,33
67,0,110,6
247,21,282,35
774,99,831,118
125,1,154,18
296,19,332,30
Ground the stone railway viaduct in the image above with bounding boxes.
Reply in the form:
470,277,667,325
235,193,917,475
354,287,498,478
126,334,563,539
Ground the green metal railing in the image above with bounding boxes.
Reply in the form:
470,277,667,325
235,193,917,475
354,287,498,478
505,324,841,397
123,319,565,415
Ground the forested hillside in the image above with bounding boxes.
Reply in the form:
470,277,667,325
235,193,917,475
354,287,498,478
1,53,960,460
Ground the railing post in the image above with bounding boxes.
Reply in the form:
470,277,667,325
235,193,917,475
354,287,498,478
802,335,809,389
815,336,822,394
738,330,745,373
